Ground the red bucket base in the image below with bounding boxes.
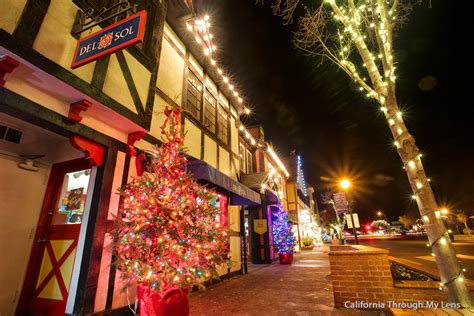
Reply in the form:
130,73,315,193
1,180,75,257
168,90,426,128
138,285,189,316
279,253,293,264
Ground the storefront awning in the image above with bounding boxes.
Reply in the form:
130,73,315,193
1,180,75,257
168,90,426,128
240,173,280,205
187,157,261,206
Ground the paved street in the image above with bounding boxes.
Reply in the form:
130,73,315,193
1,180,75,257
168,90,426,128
354,238,474,280
189,249,381,316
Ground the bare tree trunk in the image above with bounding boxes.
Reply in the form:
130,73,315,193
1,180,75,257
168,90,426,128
384,90,472,307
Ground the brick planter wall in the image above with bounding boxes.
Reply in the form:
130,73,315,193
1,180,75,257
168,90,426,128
329,245,473,309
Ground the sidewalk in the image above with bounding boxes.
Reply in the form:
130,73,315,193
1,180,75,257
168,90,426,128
189,248,381,315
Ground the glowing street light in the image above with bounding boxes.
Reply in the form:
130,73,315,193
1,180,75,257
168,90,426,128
340,179,351,189
441,208,449,215
377,210,388,222
338,178,359,244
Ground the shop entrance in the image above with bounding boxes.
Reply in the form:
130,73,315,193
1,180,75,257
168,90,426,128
0,112,98,315
21,158,93,315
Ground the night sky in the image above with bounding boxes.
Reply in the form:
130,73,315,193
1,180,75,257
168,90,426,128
198,0,473,222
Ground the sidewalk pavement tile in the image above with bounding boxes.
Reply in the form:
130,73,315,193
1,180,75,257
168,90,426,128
189,248,384,315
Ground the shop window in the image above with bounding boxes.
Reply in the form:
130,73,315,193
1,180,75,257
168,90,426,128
185,70,202,121
217,104,228,144
52,169,92,225
203,90,217,133
239,144,253,174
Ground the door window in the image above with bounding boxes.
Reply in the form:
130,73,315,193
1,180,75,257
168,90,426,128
52,169,91,225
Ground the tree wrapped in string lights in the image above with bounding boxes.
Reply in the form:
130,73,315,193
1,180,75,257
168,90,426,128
272,203,296,264
112,107,230,313
262,0,471,306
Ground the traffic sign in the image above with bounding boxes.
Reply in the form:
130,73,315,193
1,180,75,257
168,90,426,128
345,213,360,228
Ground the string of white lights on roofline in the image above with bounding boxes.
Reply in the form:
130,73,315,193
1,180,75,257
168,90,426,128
186,15,290,179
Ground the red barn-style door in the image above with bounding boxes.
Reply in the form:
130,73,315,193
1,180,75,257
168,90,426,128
18,158,93,316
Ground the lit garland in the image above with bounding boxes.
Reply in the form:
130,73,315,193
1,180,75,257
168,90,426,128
112,107,230,293
271,203,296,255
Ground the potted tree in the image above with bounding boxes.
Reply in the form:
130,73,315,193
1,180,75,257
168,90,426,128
300,236,314,250
272,203,296,264
112,108,230,315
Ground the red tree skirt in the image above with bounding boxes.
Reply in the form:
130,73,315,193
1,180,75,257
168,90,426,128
138,285,189,316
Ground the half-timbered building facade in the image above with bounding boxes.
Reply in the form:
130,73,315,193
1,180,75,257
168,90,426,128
0,1,290,315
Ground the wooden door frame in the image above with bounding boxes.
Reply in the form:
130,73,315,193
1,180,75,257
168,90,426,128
16,158,93,315
1,98,122,315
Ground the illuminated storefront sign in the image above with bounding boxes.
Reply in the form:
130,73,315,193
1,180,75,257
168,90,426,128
71,11,147,69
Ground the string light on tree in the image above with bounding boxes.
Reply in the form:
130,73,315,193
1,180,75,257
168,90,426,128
271,203,296,255
112,107,230,294
265,0,473,306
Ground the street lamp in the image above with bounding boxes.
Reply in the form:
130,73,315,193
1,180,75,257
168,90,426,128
339,178,359,245
340,179,350,189
377,210,388,222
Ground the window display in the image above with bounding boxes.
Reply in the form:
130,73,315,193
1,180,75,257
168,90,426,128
53,169,91,225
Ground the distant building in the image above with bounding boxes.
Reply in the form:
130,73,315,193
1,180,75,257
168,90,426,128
240,126,291,264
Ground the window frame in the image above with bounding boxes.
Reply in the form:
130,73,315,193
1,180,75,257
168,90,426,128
245,148,253,174
203,89,217,133
184,69,203,121
216,103,229,145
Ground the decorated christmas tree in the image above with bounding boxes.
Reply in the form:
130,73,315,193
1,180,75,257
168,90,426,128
271,203,296,255
112,107,230,295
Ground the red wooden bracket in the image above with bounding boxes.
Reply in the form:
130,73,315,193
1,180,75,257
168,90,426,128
0,56,20,87
68,99,92,123
70,135,105,167
127,131,146,156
